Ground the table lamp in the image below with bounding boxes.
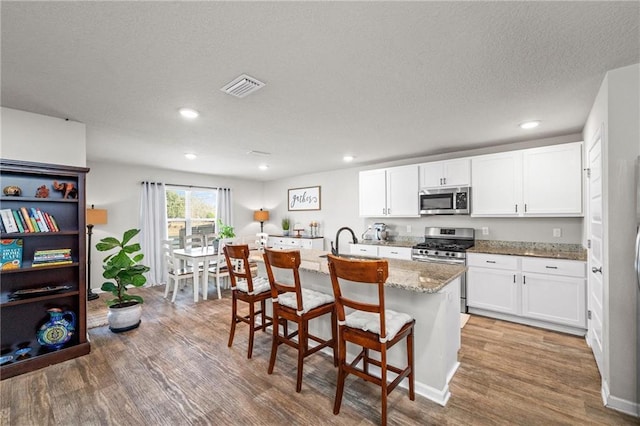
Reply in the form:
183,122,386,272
253,209,269,233
86,205,108,301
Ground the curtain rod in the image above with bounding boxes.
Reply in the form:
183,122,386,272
141,181,230,191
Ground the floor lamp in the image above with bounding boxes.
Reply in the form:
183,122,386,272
253,209,269,233
86,205,108,301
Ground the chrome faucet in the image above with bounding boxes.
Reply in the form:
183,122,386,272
331,227,358,256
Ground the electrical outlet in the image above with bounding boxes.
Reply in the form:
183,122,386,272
406,225,412,233
553,228,562,237
482,227,489,235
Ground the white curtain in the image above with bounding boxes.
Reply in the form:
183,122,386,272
216,187,233,229
140,182,168,286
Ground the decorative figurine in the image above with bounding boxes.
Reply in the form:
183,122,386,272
52,181,78,199
3,185,22,196
35,185,49,198
36,308,76,350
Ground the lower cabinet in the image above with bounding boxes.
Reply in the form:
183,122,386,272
350,243,413,260
467,253,586,335
267,236,324,250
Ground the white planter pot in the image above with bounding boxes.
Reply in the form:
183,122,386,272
107,302,142,333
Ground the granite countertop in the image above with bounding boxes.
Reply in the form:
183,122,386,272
269,234,324,240
250,249,465,294
353,240,417,248
468,240,587,261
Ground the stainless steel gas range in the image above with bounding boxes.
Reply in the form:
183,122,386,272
412,227,475,313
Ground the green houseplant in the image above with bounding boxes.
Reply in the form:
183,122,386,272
282,217,290,236
216,219,236,239
97,228,150,332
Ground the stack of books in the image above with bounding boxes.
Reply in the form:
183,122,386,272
0,207,60,234
32,248,72,267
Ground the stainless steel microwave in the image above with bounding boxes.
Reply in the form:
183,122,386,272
419,187,470,215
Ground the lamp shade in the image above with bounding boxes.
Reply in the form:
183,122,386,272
86,208,108,226
253,209,269,222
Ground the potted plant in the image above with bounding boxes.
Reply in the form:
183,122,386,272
282,217,290,236
97,228,150,333
216,219,236,239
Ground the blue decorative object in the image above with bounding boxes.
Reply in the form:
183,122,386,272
37,308,76,350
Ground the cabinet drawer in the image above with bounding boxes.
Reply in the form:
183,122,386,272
521,257,586,278
377,246,412,260
467,253,518,270
298,239,313,249
350,244,378,256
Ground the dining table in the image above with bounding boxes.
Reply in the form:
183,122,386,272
172,246,219,302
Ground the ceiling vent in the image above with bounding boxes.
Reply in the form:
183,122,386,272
221,74,265,98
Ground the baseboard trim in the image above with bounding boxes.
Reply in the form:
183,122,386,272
602,380,640,417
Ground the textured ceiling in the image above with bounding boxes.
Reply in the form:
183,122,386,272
2,2,639,181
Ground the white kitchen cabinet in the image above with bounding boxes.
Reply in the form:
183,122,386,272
349,244,379,257
471,142,583,217
349,244,412,260
467,254,520,315
521,257,586,328
467,253,587,335
268,236,324,250
419,158,471,188
359,165,419,217
377,245,412,260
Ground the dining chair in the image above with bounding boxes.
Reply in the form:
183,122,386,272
182,233,204,249
162,240,196,303
224,243,273,359
206,237,235,300
263,248,338,392
327,254,415,426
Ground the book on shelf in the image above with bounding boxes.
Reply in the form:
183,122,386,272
32,260,73,267
31,208,49,232
33,248,72,264
11,210,25,233
0,209,19,233
20,207,36,232
1,238,23,270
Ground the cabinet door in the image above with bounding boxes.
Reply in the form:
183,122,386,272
359,169,387,217
522,142,583,216
349,244,378,257
386,165,419,217
377,245,412,260
471,152,522,216
521,273,586,328
442,158,471,187
419,162,444,188
467,267,520,315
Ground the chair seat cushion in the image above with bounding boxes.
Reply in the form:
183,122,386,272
278,289,334,315
343,309,413,342
235,276,271,295
169,267,196,277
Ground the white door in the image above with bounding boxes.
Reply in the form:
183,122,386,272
467,267,520,315
521,273,586,328
587,129,604,374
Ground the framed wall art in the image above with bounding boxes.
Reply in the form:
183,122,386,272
288,186,321,211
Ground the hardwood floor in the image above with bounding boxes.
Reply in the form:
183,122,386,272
1,285,637,425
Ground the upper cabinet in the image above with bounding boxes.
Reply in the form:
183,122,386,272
359,165,419,217
419,158,471,189
471,142,583,217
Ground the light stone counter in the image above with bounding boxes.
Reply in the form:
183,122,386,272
467,240,587,261
252,248,466,293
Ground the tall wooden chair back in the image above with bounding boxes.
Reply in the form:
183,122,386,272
223,244,273,358
327,254,415,426
263,248,338,392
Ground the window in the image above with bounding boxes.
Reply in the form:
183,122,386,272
166,186,217,246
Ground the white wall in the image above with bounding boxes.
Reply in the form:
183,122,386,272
583,63,639,414
1,107,86,166
263,133,585,254
86,160,264,289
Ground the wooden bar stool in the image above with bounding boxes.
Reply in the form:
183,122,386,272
263,248,338,392
327,254,415,426
224,244,273,359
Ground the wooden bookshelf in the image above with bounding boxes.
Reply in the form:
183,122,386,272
0,159,90,379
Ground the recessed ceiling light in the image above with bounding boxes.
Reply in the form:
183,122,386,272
343,155,355,162
519,120,540,129
258,164,269,171
179,108,199,119
184,153,197,160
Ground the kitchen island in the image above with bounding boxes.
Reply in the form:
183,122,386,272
250,248,465,406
